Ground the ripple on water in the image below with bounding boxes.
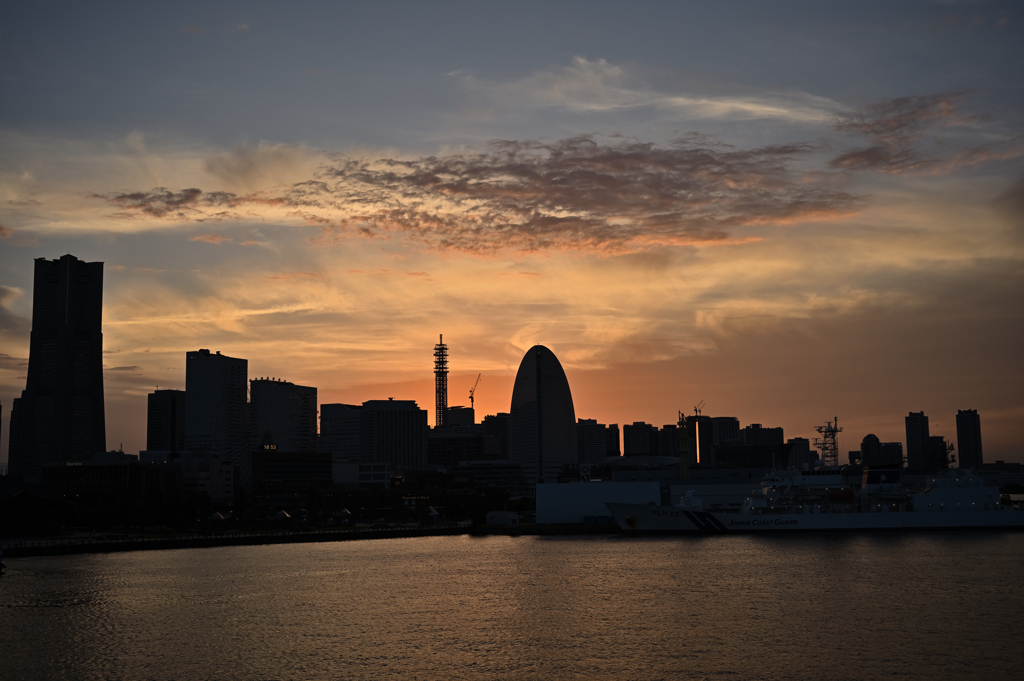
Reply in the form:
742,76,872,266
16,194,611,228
1,533,1023,680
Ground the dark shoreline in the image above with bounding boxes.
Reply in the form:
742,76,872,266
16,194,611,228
1,523,620,558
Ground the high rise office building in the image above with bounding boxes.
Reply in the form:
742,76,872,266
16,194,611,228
741,423,784,446
185,349,248,483
852,437,903,467
147,389,186,452
956,409,983,471
880,442,904,467
657,424,680,459
855,434,902,467
249,378,317,453
926,435,951,471
623,421,657,456
786,437,815,468
905,411,930,470
577,418,613,465
711,416,741,447
360,399,428,471
622,422,680,457
606,423,621,457
859,434,882,466
445,406,475,427
320,403,364,459
8,255,106,478
509,345,577,484
686,414,714,465
482,412,510,459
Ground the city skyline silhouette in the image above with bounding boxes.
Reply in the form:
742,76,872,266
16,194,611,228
0,253,1002,473
1,3,1022,464
2,6,1023,680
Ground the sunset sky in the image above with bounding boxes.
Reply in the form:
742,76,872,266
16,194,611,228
1,1,1022,464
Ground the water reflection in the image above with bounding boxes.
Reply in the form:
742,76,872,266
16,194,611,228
2,533,1022,680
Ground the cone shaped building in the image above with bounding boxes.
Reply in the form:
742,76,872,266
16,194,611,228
509,345,577,484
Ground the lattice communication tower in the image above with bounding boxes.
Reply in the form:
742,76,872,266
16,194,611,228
434,334,449,428
814,416,843,468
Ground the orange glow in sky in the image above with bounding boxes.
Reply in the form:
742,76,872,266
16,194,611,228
1,5,1022,462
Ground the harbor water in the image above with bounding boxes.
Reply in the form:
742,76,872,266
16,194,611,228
2,532,1022,680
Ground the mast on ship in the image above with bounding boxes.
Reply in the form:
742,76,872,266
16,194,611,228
814,416,843,468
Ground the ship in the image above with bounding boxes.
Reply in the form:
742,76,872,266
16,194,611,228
606,467,1024,533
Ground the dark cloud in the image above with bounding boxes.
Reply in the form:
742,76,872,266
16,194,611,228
108,187,241,219
99,113,1023,251
107,365,142,372
828,92,997,173
100,135,860,253
307,135,859,252
834,93,970,144
828,145,932,173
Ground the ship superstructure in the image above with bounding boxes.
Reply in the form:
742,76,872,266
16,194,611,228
607,467,1021,533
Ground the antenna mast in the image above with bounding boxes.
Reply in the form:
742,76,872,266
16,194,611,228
814,416,843,468
434,334,448,428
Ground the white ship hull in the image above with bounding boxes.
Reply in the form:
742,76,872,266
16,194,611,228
605,502,1024,533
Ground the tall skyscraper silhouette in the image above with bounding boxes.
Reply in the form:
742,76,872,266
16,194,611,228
905,411,929,470
185,349,248,485
8,255,106,478
509,345,577,484
955,409,983,471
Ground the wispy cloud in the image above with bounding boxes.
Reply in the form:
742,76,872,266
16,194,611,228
190,233,232,244
828,92,1019,173
204,142,320,192
456,57,841,124
264,271,324,281
0,286,29,333
834,92,973,144
0,352,28,370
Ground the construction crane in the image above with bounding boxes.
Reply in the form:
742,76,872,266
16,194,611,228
469,373,481,409
694,400,705,416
